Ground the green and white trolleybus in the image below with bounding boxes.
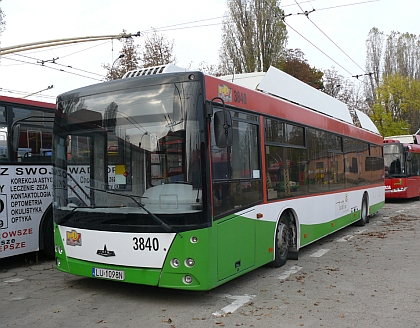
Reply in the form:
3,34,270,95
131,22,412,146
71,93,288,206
53,65,384,290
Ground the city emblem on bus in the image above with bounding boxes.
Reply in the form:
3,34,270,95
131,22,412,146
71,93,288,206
218,84,232,102
394,179,403,186
66,230,82,246
96,244,115,257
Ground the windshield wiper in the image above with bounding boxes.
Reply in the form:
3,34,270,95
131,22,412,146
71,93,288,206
66,172,90,207
86,186,179,235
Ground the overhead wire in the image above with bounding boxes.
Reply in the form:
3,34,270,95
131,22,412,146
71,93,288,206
282,20,353,76
141,16,223,34
0,87,56,99
144,0,378,80
0,0,380,88
315,0,380,11
14,53,105,78
55,40,111,59
293,0,368,74
142,22,222,34
279,0,380,80
3,56,103,81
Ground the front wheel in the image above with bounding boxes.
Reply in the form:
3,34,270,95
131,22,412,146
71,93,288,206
271,212,290,268
42,214,55,259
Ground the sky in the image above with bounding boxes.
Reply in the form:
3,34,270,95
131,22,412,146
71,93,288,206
0,0,419,103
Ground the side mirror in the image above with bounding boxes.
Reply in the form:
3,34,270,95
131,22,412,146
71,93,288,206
214,110,232,148
407,152,412,161
12,124,21,152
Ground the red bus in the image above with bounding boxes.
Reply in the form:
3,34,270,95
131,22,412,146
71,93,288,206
0,95,55,258
384,134,420,199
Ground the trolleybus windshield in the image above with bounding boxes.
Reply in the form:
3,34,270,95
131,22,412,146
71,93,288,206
53,81,205,233
384,143,405,177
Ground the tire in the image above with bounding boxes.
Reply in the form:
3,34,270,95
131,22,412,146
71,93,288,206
271,212,291,268
357,196,369,226
42,214,55,259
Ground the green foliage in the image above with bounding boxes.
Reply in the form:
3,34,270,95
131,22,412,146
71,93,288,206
369,74,420,136
370,102,409,137
365,28,420,135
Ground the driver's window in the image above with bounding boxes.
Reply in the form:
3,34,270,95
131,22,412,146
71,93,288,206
149,131,185,186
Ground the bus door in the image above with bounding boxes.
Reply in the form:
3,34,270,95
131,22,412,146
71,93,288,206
210,108,262,280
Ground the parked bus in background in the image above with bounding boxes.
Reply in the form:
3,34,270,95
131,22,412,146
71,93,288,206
0,95,55,258
53,65,384,290
384,132,420,199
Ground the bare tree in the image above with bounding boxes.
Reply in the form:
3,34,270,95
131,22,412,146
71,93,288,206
365,27,384,103
141,30,176,68
323,67,343,98
102,37,141,80
218,0,288,75
383,31,420,80
323,67,369,125
365,28,420,133
0,0,6,37
102,30,176,80
198,61,223,77
365,28,420,101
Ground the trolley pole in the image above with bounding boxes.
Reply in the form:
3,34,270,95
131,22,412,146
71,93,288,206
0,32,140,56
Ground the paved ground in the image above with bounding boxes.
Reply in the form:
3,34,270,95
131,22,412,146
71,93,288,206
1,199,419,328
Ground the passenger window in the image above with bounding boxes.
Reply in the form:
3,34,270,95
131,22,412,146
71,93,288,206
13,107,53,163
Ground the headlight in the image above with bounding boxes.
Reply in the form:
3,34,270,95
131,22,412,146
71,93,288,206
170,258,180,268
55,245,63,254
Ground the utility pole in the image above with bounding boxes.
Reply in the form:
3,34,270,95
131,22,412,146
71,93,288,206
0,32,140,56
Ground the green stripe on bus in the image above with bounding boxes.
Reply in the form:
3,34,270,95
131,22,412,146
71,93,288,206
300,211,360,246
370,201,385,215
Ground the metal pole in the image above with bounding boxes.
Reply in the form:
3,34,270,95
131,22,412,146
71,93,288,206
22,85,54,98
0,32,140,56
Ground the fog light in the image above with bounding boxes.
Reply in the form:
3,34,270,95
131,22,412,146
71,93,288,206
190,236,198,243
56,258,61,267
170,258,180,268
183,275,193,284
185,258,195,267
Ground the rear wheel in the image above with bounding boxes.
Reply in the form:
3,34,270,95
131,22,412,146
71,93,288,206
357,196,369,226
272,212,291,268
